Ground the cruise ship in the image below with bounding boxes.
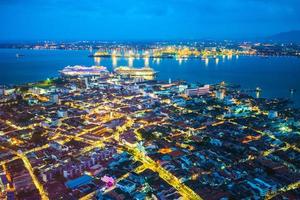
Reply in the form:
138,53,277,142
114,66,156,80
60,65,108,77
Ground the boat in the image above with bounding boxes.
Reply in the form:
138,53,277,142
290,89,296,94
16,54,25,58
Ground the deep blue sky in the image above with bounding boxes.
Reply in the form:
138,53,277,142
0,0,299,41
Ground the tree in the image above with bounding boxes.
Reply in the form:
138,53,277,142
33,168,40,177
18,86,29,93
31,129,46,146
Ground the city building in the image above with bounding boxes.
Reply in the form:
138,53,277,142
185,85,210,96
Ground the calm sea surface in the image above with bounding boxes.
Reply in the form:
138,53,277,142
0,48,300,106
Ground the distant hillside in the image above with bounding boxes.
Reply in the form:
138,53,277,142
267,30,300,42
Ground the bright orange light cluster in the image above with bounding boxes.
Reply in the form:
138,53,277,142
158,148,172,154
242,135,261,144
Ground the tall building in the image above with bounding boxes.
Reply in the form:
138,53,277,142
85,77,89,89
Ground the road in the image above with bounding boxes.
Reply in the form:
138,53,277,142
124,143,203,200
16,151,49,200
265,181,300,200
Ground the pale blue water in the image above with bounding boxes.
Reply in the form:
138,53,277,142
0,49,300,106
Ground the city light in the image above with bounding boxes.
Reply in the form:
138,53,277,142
1,2,300,199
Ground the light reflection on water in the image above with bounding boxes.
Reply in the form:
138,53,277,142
0,48,299,106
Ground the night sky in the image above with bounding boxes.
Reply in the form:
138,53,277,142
0,0,299,41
